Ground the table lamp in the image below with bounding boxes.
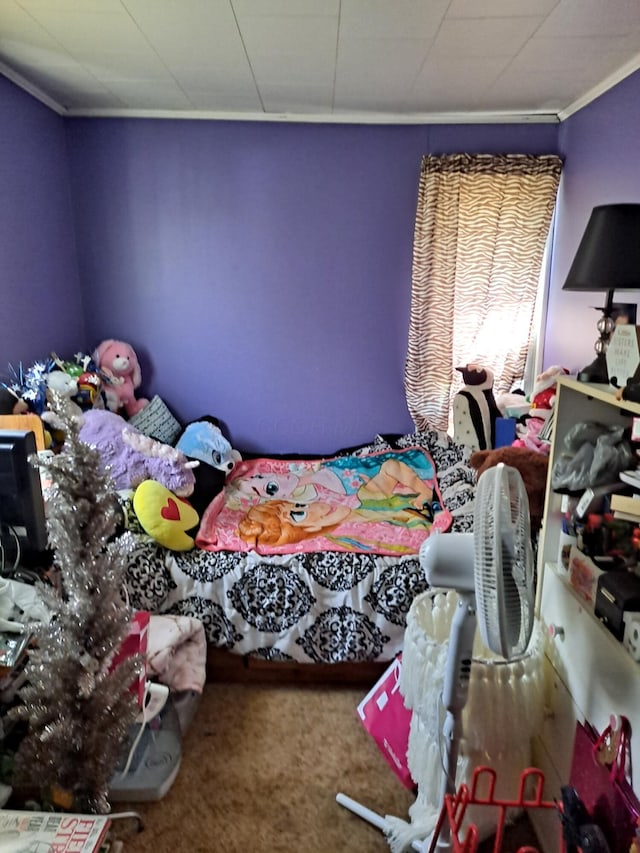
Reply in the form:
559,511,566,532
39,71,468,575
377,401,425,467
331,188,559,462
562,203,640,383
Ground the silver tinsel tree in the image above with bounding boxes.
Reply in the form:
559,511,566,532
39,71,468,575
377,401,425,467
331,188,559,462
9,394,141,814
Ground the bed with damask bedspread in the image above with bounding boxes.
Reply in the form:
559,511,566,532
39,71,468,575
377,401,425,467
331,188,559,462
122,430,476,665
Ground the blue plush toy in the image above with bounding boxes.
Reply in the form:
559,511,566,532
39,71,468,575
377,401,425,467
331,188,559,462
175,419,240,472
175,417,241,515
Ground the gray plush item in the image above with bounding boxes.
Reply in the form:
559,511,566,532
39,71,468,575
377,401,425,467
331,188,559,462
128,394,182,445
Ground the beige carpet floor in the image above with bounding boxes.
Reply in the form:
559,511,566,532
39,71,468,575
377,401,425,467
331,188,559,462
116,682,540,853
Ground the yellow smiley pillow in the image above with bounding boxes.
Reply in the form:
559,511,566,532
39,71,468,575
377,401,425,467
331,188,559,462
133,479,200,551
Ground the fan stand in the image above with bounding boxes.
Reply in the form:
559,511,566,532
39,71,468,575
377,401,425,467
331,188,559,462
339,465,534,852
424,591,477,852
336,591,478,853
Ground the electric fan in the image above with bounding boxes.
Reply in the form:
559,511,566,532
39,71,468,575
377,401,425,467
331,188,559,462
417,461,535,852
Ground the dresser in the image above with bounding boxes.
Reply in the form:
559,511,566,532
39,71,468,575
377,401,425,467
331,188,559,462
530,377,640,851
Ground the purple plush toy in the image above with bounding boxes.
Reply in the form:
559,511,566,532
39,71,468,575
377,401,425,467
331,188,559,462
79,408,198,495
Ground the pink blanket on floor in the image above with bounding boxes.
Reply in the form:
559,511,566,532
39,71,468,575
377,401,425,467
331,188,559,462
196,446,451,556
147,615,207,694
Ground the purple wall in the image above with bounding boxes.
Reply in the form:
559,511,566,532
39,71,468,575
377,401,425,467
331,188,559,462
0,76,83,376
544,69,640,372
8,60,639,454
65,118,557,453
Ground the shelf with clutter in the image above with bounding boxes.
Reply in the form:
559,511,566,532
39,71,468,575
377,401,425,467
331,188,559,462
531,375,640,852
542,378,640,664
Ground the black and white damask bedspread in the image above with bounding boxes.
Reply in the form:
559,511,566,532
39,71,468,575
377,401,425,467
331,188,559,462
123,430,476,664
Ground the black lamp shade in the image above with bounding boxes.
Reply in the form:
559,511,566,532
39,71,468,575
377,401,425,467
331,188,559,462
563,203,640,292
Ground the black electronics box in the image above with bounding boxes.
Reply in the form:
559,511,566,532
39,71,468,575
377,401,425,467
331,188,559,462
595,571,640,640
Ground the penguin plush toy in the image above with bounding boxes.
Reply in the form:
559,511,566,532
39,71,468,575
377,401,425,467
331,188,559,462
452,363,502,451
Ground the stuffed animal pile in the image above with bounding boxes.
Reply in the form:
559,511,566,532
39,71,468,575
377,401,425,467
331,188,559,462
3,353,105,418
2,339,242,551
511,365,569,454
2,339,150,434
1,352,108,448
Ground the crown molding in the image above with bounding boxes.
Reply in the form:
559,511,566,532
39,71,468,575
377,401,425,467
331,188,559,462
63,107,560,124
0,62,65,115
558,53,640,121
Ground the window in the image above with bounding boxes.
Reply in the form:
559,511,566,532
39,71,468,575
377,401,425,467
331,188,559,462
404,153,562,433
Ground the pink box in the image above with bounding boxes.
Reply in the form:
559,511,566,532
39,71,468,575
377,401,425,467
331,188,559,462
357,655,414,789
111,610,149,707
568,546,604,609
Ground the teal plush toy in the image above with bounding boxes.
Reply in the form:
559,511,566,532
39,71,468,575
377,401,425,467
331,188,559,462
174,417,241,516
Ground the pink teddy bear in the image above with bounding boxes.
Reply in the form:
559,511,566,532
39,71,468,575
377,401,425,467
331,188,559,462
93,339,149,417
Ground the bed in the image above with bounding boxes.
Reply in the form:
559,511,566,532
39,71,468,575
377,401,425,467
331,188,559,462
122,430,477,665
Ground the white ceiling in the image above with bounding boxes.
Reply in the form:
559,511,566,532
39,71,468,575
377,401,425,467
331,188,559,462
1,0,640,124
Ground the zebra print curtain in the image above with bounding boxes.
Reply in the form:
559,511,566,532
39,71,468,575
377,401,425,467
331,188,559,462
405,153,562,433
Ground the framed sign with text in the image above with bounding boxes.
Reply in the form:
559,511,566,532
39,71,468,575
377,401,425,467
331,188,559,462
606,323,640,388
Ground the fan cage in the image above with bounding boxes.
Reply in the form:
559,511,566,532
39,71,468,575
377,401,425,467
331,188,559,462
473,464,534,659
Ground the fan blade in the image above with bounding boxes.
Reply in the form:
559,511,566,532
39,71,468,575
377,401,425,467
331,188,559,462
474,463,535,658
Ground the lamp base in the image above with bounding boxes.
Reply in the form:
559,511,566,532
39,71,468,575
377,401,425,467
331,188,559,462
576,353,609,384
